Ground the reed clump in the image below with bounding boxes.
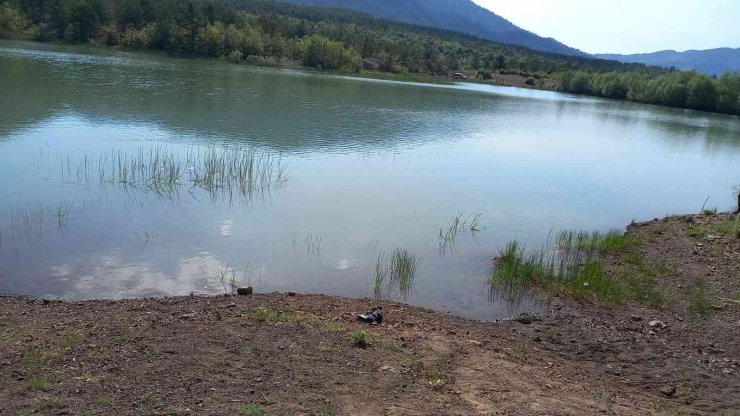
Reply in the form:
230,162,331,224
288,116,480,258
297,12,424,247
489,229,652,305
374,247,422,299
49,145,287,204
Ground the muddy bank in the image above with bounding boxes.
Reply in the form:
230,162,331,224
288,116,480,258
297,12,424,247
1,213,738,415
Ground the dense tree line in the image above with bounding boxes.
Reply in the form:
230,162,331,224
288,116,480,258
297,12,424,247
1,0,738,115
560,70,739,114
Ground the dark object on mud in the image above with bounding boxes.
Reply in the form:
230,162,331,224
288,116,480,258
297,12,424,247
236,287,253,296
659,385,676,397
514,313,541,324
357,306,383,324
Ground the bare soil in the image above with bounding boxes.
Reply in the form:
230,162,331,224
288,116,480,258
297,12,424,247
1,214,737,415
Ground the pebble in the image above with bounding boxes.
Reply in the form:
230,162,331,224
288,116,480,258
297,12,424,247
648,320,667,329
659,385,676,397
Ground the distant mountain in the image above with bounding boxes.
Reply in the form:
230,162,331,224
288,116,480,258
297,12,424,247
279,0,586,57
595,48,740,76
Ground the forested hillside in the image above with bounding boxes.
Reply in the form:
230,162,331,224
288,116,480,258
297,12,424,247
0,0,738,115
280,0,585,56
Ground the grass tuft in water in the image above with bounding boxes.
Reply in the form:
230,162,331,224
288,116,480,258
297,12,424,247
46,145,287,205
374,247,422,299
438,212,482,254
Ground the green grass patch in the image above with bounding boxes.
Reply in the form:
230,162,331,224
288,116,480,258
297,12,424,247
23,350,50,391
688,214,739,238
166,405,184,415
422,361,448,390
321,405,339,416
253,306,300,323
25,376,48,391
112,328,133,343
490,229,665,307
693,278,713,317
65,333,85,350
0,319,35,343
349,330,377,348
708,214,739,237
686,227,703,237
239,404,265,416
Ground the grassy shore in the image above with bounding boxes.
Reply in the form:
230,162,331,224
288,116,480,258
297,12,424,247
1,213,738,415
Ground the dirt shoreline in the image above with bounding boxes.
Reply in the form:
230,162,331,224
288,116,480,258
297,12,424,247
1,214,738,415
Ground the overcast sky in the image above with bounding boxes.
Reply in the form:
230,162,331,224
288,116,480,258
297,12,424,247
473,0,740,54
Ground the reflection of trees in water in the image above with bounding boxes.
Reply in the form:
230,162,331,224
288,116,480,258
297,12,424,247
0,43,494,151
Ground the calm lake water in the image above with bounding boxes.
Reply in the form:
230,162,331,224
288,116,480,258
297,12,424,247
1,40,738,320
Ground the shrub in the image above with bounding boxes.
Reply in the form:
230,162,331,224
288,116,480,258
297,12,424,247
349,330,371,348
228,49,243,64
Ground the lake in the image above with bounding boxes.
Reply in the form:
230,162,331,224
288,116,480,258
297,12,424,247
1,40,738,321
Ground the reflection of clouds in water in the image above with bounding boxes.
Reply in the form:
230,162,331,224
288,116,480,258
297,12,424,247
327,258,360,271
54,251,225,298
219,219,233,236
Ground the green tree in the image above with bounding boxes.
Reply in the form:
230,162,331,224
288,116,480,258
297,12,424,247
65,0,106,41
685,73,717,111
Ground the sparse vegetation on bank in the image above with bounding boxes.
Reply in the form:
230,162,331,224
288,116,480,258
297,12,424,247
489,229,655,305
490,212,739,313
0,213,738,414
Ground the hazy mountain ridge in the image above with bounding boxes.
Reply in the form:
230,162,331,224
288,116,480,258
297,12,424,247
280,0,586,56
596,48,740,76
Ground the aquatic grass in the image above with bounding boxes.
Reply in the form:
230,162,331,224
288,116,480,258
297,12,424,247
9,204,44,240
438,212,483,254
554,229,636,254
218,261,254,293
46,145,288,205
54,202,70,233
373,253,388,299
490,230,653,306
374,247,422,299
305,234,322,258
389,247,421,297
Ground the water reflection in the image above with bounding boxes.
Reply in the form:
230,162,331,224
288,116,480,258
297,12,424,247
2,40,738,155
55,251,226,299
1,40,739,321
